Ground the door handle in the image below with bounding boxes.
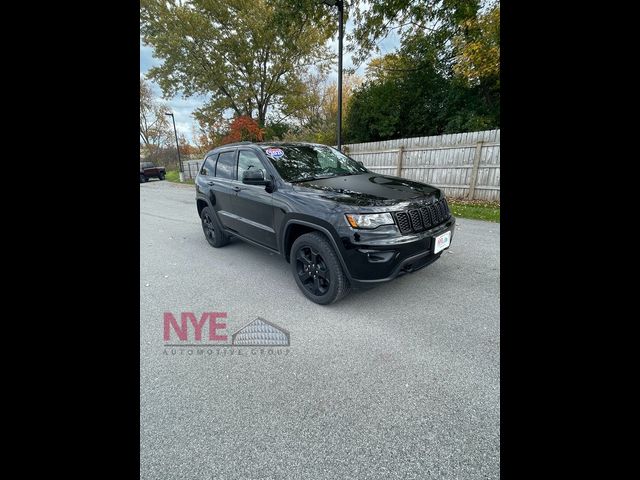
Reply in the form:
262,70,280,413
232,186,242,192
207,181,215,186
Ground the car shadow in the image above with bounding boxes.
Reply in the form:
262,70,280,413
204,234,452,309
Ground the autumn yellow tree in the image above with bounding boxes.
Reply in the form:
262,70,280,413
283,73,362,145
453,2,500,84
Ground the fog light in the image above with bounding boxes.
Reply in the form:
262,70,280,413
357,249,396,263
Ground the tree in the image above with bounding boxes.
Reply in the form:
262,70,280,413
221,116,265,145
365,54,413,83
140,77,172,159
140,0,336,127
178,133,200,156
194,116,229,152
263,121,292,141
348,0,483,67
347,0,499,93
345,37,499,143
346,80,402,142
344,0,499,142
453,2,500,84
283,73,362,145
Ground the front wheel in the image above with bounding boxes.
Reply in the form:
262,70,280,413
139,173,147,183
158,172,165,180
290,232,350,305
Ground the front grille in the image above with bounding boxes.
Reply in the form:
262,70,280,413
408,209,425,232
395,212,411,233
393,198,451,234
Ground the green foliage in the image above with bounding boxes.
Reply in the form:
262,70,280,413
263,122,291,141
140,0,500,146
140,0,336,126
346,81,401,142
282,73,362,145
348,0,482,67
346,56,499,142
344,1,499,142
453,2,500,84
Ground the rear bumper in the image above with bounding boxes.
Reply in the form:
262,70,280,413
341,216,455,287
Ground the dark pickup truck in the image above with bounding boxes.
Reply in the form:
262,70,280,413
195,141,455,305
140,162,166,183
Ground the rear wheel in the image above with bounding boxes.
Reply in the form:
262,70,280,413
158,172,165,180
291,232,350,305
201,206,230,248
139,173,146,183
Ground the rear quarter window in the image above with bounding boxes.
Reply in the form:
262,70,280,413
200,154,217,176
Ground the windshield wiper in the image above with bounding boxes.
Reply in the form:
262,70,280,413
290,172,356,183
290,176,318,183
315,173,342,179
290,174,333,182
330,172,356,178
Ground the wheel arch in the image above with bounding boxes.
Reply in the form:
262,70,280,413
196,197,209,217
196,196,223,229
281,219,353,281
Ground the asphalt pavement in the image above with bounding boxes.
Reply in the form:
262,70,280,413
140,179,500,479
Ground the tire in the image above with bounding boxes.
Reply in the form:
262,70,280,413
200,206,230,248
290,232,350,305
158,172,165,180
139,173,146,183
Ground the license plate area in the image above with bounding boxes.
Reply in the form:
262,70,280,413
434,230,451,254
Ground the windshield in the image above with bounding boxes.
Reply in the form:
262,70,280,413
260,145,368,182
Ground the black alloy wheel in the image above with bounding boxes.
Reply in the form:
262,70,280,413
290,232,350,304
200,206,229,248
296,246,330,296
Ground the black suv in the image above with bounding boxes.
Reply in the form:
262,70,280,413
195,142,455,304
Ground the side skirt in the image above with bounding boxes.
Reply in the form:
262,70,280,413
222,229,281,256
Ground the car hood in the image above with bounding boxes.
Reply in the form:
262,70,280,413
291,173,441,207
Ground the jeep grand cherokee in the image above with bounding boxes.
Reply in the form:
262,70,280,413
195,142,455,304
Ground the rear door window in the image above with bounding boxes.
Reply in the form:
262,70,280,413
215,151,237,180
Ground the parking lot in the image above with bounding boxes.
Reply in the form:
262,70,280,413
140,180,500,479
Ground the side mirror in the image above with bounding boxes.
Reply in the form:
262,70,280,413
357,160,365,167
242,169,268,185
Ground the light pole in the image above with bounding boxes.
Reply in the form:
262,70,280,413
165,112,183,182
322,0,344,151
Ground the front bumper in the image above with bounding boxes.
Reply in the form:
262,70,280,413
339,216,455,287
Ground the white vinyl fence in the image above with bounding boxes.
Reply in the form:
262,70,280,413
183,129,500,202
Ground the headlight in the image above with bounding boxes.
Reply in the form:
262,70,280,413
345,213,394,229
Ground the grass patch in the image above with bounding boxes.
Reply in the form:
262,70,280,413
165,170,195,185
448,199,500,223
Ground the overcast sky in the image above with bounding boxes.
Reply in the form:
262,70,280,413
140,14,399,142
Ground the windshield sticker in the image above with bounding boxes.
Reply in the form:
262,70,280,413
265,147,284,158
